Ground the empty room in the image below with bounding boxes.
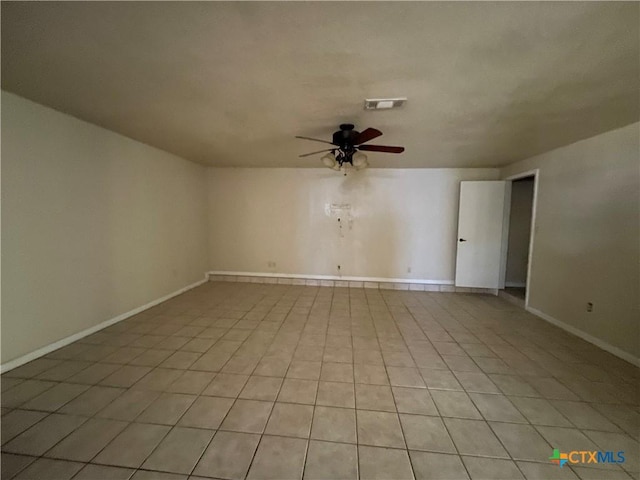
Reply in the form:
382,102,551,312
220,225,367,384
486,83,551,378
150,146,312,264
1,2,638,480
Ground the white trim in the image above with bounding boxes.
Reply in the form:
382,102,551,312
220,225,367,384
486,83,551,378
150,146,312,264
503,169,539,308
0,276,209,373
527,306,640,368
207,271,454,285
505,282,526,288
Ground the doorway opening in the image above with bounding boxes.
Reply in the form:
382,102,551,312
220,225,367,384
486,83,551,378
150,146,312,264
503,173,536,306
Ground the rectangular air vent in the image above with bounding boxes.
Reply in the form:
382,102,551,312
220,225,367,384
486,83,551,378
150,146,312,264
364,98,407,110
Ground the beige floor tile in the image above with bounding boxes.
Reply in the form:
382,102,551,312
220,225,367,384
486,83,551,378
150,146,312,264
166,370,215,394
265,402,314,438
316,381,355,408
490,421,554,461
142,426,214,474
311,406,356,444
3,284,638,480
247,435,307,480
392,386,439,415
469,393,527,423
357,410,405,448
303,440,358,480
13,458,84,480
1,410,48,446
358,446,414,480
1,380,57,408
96,389,160,421
65,363,121,385
409,451,469,480
462,456,524,480
100,366,152,388
93,422,170,468
552,400,622,432
387,367,426,388
444,418,509,458
178,395,234,429
130,470,187,480
193,430,260,480
254,356,291,377
570,465,633,479
129,349,172,367
73,464,135,480
277,378,318,405
400,414,456,453
4,359,62,379
58,385,125,416
320,362,354,383
239,376,283,401
1,453,36,480
454,371,501,394
355,384,396,412
36,361,93,382
20,383,88,412
136,393,196,425
534,426,599,452
286,360,322,380
202,373,249,397
220,399,273,433
131,367,183,391
489,374,540,397
159,351,201,369
46,417,128,462
525,377,580,401
354,364,389,385
516,461,580,479
420,369,464,391
3,414,87,456
430,390,482,419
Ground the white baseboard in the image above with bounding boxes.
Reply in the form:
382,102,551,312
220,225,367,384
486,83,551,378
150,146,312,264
206,271,499,295
526,306,640,368
1,276,209,373
207,270,454,285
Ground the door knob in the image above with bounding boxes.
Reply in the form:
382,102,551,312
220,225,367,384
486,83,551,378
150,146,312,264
459,238,467,242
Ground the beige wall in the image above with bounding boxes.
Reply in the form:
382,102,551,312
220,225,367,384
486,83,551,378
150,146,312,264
505,178,534,286
1,92,209,363
207,168,500,281
502,123,640,359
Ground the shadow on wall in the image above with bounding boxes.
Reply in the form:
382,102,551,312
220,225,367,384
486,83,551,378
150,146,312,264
337,169,401,278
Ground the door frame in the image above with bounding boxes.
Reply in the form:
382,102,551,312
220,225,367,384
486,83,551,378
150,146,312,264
503,169,539,308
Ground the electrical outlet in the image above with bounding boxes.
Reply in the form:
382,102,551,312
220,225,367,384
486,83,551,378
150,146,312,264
407,267,412,273
337,265,341,271
267,261,276,268
587,302,593,313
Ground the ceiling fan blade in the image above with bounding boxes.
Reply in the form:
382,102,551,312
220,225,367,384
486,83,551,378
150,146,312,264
358,144,405,154
295,135,337,146
299,148,335,158
354,128,383,145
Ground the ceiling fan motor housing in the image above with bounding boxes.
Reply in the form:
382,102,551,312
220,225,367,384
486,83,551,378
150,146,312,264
333,124,358,157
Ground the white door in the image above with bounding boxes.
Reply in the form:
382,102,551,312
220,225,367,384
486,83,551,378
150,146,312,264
455,181,510,288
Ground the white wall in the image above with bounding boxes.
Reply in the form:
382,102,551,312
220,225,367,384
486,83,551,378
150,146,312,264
1,92,209,364
502,123,640,360
207,168,499,282
505,178,534,286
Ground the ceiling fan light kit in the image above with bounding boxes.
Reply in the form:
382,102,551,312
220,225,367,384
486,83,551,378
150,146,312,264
296,123,405,172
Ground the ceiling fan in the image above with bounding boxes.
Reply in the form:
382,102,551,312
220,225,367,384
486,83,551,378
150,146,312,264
296,124,404,171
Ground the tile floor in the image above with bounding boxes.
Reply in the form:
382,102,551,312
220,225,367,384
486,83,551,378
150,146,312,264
1,282,638,480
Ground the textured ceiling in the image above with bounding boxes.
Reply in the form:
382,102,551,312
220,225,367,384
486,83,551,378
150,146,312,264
2,2,638,168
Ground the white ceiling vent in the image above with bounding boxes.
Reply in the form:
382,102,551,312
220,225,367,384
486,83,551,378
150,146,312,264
364,98,407,110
